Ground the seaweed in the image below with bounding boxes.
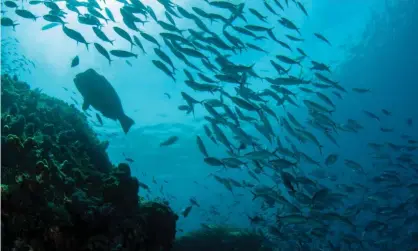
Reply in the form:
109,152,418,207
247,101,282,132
1,74,178,251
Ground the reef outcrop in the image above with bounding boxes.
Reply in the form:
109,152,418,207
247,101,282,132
1,74,178,251
172,225,273,251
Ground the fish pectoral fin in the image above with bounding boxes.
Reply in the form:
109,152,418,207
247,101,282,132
82,101,90,111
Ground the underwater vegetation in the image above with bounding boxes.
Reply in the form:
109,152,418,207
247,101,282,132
172,225,272,251
0,74,178,251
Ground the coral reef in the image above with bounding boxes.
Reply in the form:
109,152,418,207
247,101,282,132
1,74,178,251
171,225,273,251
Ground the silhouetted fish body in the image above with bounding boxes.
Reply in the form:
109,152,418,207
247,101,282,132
73,68,134,133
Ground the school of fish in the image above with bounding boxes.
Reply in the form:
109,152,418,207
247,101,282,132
1,0,418,250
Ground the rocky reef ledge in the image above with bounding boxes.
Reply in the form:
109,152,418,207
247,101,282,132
1,74,178,251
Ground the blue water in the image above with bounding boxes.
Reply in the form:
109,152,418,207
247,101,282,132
2,0,418,249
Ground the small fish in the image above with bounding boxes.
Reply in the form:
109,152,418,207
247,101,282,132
96,113,103,125
204,157,224,167
314,33,331,46
189,197,200,207
113,26,135,50
110,49,138,58
94,43,113,65
15,9,39,21
29,0,43,5
105,7,115,22
276,55,301,65
380,127,393,132
164,93,171,99
62,25,89,50
352,87,371,93
381,109,391,116
406,118,413,126
196,136,209,157
41,23,60,31
152,59,175,82
5,1,18,8
71,55,79,67
182,205,193,217
92,27,115,45
160,136,179,146
325,153,338,166
1,17,19,31
139,181,150,191
363,110,380,121
297,2,308,16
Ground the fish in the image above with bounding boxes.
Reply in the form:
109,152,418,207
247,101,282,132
5,1,18,8
96,113,103,126
182,205,193,217
62,26,89,50
73,69,134,134
164,93,171,99
160,136,179,146
71,55,79,67
92,27,115,45
3,1,415,248
325,154,338,166
352,87,371,93
382,109,391,116
152,60,176,82
105,7,115,22
1,17,19,30
15,9,38,21
204,157,224,167
314,32,331,46
94,43,113,65
113,26,135,50
196,136,209,157
363,110,380,121
154,48,176,72
110,49,138,58
41,23,60,31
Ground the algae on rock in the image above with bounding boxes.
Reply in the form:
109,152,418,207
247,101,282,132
1,74,177,251
172,225,273,251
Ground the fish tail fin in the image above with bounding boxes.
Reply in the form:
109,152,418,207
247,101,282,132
85,43,90,51
13,23,19,31
250,191,258,201
222,22,231,31
110,40,115,45
119,114,135,134
108,59,113,65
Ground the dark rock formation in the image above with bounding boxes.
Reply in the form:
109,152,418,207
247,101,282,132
172,225,273,251
1,74,178,251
